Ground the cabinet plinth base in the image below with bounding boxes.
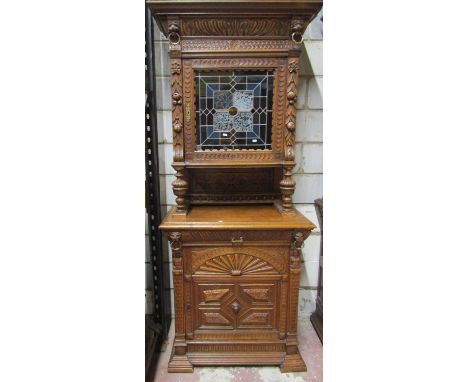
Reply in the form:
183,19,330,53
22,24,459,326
167,353,193,373
167,343,308,373
280,352,307,373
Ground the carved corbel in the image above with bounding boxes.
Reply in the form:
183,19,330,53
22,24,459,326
291,17,305,44
169,231,182,251
167,18,181,45
169,232,182,264
290,232,304,269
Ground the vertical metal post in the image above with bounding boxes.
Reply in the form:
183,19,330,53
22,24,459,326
145,5,168,381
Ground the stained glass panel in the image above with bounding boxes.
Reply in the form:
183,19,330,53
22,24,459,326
195,70,274,151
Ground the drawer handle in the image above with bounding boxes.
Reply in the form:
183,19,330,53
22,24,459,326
231,236,244,245
231,301,240,315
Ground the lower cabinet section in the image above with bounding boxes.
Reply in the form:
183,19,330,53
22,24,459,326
160,214,314,373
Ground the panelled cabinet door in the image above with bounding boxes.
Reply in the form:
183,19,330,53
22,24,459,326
193,281,280,331
191,250,284,334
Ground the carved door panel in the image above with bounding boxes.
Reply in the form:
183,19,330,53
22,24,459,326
193,281,279,331
194,283,237,329
190,248,286,333
237,283,277,329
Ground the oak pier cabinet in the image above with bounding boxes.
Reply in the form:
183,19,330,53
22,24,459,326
147,0,322,373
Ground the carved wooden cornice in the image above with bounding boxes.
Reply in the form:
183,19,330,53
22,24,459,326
148,1,322,38
181,17,290,37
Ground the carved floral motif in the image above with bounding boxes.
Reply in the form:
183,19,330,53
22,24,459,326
288,61,299,73
171,62,181,74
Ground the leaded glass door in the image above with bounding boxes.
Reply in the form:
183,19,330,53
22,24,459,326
195,70,274,151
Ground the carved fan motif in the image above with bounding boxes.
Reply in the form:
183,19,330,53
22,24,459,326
197,253,276,275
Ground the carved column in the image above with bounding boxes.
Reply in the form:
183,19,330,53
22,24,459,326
168,17,188,215
167,232,193,372
281,231,307,372
280,56,300,213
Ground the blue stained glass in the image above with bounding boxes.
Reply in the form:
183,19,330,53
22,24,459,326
207,84,220,97
196,70,273,150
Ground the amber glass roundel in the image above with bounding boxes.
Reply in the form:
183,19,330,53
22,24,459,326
195,70,274,151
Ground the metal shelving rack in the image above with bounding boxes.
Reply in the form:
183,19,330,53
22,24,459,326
145,6,169,381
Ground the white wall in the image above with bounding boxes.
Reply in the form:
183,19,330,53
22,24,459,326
149,12,323,318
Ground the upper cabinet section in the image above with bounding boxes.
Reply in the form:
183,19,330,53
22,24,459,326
147,0,322,212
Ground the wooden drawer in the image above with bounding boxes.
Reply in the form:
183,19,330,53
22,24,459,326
181,230,292,244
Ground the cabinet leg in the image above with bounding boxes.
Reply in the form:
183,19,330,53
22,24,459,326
168,348,193,373
280,351,307,373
